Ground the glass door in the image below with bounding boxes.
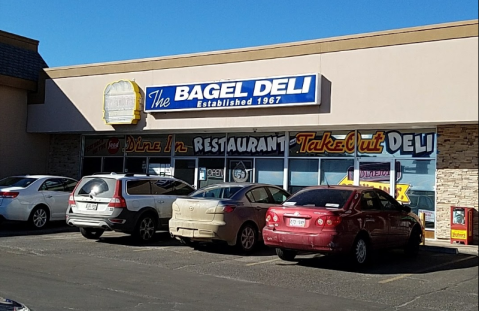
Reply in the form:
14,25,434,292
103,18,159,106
174,158,198,189
355,159,397,197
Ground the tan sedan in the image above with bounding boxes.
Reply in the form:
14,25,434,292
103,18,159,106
169,183,290,253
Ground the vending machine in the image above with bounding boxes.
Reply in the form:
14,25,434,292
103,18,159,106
450,206,474,245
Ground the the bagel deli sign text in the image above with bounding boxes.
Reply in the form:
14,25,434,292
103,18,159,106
144,74,319,112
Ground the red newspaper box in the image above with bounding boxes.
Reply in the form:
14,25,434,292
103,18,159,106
450,206,474,245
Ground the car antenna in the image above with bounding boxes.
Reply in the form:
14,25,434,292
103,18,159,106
325,176,331,188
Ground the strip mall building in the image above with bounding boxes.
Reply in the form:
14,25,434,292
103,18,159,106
1,20,477,243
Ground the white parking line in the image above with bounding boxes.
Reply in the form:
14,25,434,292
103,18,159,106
245,258,281,266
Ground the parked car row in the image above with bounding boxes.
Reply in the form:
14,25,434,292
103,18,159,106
0,173,424,267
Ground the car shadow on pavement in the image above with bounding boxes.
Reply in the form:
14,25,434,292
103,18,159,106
284,249,478,274
96,231,277,256
189,242,277,257
95,231,185,247
0,221,78,237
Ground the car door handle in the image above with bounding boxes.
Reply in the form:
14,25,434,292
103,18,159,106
365,217,375,223
157,200,164,204
46,195,53,198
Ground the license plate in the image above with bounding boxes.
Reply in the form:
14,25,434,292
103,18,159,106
86,203,98,210
289,218,305,227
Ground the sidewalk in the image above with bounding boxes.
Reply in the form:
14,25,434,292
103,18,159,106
420,239,478,256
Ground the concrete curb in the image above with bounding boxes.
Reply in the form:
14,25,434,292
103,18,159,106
420,245,459,255
420,244,478,256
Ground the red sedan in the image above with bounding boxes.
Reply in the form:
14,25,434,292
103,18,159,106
263,185,423,266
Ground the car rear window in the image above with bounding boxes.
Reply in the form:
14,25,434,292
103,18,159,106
284,189,353,209
76,177,117,198
0,177,37,188
191,186,243,199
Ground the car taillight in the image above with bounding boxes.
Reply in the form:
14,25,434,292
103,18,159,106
223,205,236,213
0,191,19,198
316,215,341,227
107,180,127,208
68,181,81,206
68,194,76,205
265,210,279,227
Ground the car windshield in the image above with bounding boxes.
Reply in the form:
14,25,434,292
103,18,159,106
76,177,116,198
284,188,353,208
0,177,37,188
191,186,243,199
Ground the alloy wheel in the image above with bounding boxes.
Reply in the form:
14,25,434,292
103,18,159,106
355,239,367,264
33,209,47,228
240,226,256,250
138,217,155,241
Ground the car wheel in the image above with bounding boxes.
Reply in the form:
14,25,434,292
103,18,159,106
351,235,370,266
80,228,105,239
405,227,422,257
276,248,297,261
29,206,49,229
236,223,258,253
133,214,157,242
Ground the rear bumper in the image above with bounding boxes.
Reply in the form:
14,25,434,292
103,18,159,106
262,227,354,254
0,201,32,222
169,219,236,245
66,208,136,233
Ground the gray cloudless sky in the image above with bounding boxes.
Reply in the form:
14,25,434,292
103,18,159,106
0,0,477,67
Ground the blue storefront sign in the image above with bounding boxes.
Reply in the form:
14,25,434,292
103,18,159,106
144,74,319,112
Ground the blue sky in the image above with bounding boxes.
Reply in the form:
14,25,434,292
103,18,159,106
0,0,477,68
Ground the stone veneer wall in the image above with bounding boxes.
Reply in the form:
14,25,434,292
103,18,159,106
436,124,478,244
47,134,82,180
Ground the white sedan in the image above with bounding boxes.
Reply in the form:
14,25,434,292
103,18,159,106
0,175,78,229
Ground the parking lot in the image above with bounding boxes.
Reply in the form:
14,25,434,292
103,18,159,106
0,222,478,311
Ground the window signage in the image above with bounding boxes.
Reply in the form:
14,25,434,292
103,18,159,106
144,74,319,112
103,80,141,125
290,130,436,157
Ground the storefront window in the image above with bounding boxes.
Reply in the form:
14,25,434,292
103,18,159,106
396,159,436,229
320,159,354,186
289,159,319,193
198,158,225,188
255,158,284,187
148,158,171,176
228,159,253,183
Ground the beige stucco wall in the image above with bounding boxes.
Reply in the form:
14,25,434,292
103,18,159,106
0,85,50,178
436,124,478,243
27,27,478,134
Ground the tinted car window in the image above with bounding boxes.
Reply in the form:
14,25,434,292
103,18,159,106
0,177,37,188
246,187,270,203
41,179,65,191
172,181,194,195
268,187,289,204
191,186,243,199
284,189,353,208
127,180,151,195
151,179,176,195
375,190,399,210
76,177,116,198
63,178,78,192
360,191,381,211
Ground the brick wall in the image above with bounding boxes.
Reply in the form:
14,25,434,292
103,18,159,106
47,134,82,180
436,124,478,244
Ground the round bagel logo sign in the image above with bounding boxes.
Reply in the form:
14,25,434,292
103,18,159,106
107,138,120,154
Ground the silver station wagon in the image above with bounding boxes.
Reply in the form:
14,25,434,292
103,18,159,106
66,173,194,242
